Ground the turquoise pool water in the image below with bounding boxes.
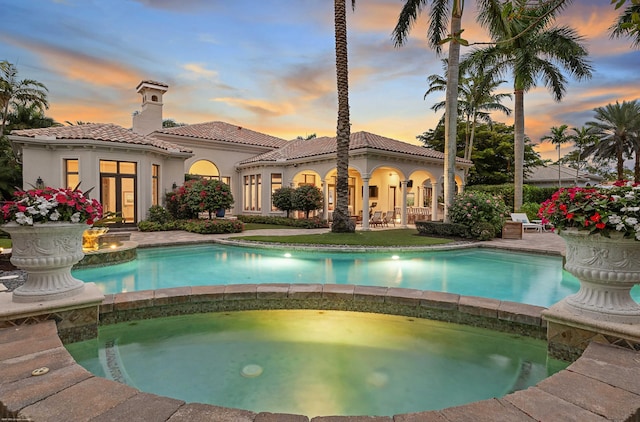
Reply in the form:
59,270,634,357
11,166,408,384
74,244,581,307
67,310,566,417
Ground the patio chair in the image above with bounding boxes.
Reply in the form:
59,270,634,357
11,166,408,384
510,213,543,232
385,210,396,227
369,211,384,227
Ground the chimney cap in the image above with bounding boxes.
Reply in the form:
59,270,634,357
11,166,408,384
136,80,169,93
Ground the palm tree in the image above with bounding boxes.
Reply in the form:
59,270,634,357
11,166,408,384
610,3,640,49
0,61,49,136
565,126,598,183
393,0,466,222
540,124,569,187
585,100,640,181
7,103,60,131
426,60,511,163
468,0,592,209
331,0,356,233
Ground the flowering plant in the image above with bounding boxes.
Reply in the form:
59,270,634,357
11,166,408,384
538,180,640,240
168,178,234,219
1,187,103,226
449,191,509,236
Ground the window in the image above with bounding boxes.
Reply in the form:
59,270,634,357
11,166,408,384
152,164,159,206
64,159,79,189
301,174,316,186
243,174,262,211
271,173,282,211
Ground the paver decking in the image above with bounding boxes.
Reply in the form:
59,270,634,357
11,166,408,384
4,228,639,421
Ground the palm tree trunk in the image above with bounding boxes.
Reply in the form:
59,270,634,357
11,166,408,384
443,1,463,223
332,0,354,232
514,89,525,210
617,145,625,181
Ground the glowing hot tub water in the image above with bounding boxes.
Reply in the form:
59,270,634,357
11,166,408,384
67,310,566,417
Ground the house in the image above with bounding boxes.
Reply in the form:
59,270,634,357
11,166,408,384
9,81,472,228
525,164,604,188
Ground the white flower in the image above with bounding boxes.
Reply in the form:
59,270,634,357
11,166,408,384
49,210,61,221
624,217,638,226
611,195,621,201
26,206,38,215
609,214,622,224
70,212,81,223
16,213,33,225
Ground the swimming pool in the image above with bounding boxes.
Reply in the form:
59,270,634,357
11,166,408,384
74,244,585,307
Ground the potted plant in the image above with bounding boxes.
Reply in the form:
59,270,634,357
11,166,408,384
0,186,103,302
539,181,640,322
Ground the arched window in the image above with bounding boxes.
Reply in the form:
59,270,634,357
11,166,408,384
189,160,220,179
151,95,159,102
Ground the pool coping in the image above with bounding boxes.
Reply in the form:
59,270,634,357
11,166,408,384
2,284,640,421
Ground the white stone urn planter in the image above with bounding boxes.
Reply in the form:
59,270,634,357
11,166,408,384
2,222,87,303
560,229,640,324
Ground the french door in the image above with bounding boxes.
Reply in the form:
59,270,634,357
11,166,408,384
100,160,137,226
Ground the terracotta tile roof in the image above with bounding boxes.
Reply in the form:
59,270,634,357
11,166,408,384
240,131,473,164
10,123,191,153
156,121,288,148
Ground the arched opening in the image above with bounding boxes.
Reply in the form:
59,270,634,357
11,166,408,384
188,160,220,179
151,95,159,102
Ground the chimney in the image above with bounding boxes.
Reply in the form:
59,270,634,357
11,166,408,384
132,80,168,135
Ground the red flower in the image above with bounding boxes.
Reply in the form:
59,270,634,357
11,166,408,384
590,213,601,222
596,222,606,229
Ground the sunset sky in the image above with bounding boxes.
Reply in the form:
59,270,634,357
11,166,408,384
1,0,639,161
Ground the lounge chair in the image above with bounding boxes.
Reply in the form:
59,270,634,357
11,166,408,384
510,213,543,232
385,210,395,227
369,211,384,227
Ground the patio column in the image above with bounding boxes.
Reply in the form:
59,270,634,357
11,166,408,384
431,180,439,221
400,180,408,228
323,178,330,221
361,176,370,231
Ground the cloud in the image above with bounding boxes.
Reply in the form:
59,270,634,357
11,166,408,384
212,97,295,117
131,0,223,13
0,34,142,89
181,63,219,79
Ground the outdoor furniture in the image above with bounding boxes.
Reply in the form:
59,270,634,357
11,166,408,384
369,211,384,227
502,221,523,239
385,210,396,227
510,213,543,232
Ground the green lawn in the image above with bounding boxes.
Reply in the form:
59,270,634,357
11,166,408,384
0,238,11,249
235,229,453,247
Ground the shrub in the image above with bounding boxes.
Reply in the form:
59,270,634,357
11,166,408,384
449,191,508,238
147,205,173,224
272,187,296,217
291,185,323,218
137,221,164,232
166,191,196,220
415,221,469,238
182,179,234,218
236,215,329,229
470,222,496,241
181,219,244,234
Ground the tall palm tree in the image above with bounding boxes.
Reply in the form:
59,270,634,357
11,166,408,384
540,124,569,187
0,61,49,136
393,0,466,222
610,3,640,49
426,60,511,163
585,100,640,181
331,0,356,233
468,0,592,209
